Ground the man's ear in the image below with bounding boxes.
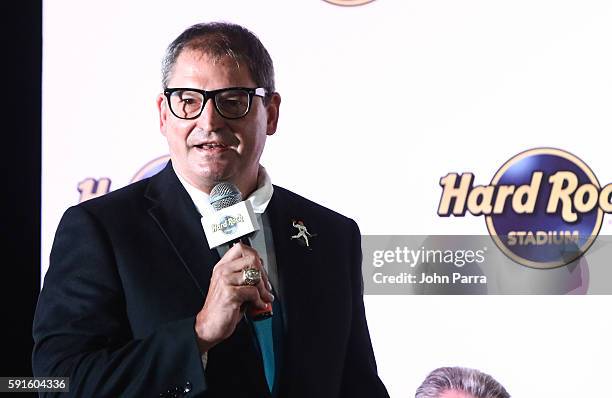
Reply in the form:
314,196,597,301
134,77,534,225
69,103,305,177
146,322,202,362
156,94,168,136
265,92,281,136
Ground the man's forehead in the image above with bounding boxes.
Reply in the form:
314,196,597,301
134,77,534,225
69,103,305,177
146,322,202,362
438,390,476,398
178,48,243,70
169,48,255,85
167,50,253,87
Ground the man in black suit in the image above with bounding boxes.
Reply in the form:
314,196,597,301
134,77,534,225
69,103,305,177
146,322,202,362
33,22,389,398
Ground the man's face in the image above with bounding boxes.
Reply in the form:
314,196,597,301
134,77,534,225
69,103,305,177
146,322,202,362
157,49,280,194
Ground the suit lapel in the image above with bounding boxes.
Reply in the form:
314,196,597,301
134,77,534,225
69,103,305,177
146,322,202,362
144,162,218,296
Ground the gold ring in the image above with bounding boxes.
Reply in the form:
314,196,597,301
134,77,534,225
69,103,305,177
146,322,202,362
242,268,261,286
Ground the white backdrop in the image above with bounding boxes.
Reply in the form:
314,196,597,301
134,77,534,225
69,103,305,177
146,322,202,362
43,1,612,396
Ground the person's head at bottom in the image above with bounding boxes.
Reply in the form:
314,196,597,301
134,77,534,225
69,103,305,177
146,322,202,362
415,367,510,398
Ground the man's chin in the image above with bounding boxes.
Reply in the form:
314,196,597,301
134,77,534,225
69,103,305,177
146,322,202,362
197,168,237,187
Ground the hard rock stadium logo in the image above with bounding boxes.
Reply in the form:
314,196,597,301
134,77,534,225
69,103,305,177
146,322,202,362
438,148,611,269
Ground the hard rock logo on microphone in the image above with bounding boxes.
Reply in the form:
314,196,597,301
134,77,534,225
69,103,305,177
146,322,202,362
212,215,245,234
438,148,611,269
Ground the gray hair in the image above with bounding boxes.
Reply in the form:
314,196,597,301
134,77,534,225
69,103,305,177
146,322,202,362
161,22,275,97
416,367,510,398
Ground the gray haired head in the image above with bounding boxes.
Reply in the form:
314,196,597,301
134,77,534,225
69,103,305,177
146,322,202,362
161,21,275,98
415,367,510,398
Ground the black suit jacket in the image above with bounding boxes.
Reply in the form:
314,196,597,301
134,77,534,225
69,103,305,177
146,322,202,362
33,163,389,398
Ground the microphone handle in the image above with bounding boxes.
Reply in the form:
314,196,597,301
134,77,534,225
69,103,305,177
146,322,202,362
229,236,251,246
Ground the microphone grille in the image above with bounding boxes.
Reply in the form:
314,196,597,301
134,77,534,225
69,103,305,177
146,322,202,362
209,182,242,210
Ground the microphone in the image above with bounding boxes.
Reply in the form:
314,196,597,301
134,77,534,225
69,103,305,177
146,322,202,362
209,182,250,246
202,182,259,248
206,182,273,321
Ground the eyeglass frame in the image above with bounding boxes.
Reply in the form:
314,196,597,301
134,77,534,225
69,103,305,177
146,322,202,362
163,86,268,120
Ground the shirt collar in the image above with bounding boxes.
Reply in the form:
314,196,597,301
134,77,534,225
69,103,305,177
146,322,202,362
174,164,274,216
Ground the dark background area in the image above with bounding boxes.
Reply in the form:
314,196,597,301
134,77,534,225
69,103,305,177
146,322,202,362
2,0,42,383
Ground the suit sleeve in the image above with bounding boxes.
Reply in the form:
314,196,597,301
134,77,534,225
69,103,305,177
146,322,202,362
32,205,208,397
339,220,390,398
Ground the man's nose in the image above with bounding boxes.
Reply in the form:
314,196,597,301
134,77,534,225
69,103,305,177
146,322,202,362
196,98,225,130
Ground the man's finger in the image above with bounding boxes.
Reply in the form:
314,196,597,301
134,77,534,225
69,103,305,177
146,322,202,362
217,242,258,265
258,264,274,301
233,285,269,310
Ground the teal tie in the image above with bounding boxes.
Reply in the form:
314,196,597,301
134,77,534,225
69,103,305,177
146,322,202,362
252,297,283,394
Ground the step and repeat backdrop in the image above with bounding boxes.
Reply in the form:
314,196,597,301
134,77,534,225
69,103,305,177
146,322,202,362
43,1,612,396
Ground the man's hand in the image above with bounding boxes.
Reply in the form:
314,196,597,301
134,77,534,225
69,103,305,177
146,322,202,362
194,243,274,352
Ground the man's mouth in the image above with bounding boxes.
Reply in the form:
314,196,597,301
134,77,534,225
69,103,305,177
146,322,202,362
195,142,229,150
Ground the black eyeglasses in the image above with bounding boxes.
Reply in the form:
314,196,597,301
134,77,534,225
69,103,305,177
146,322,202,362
163,87,267,120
